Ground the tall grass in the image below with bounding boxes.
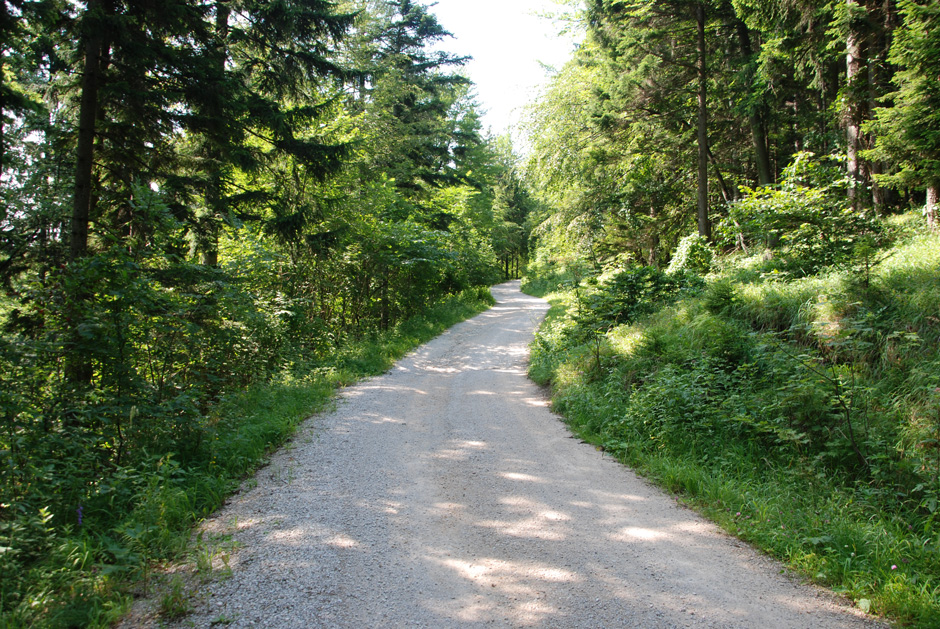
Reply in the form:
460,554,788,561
525,228,940,626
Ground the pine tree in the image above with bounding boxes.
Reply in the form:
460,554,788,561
359,0,470,204
182,0,355,264
870,0,940,230
586,0,751,240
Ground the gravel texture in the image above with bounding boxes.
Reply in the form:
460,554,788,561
124,281,885,628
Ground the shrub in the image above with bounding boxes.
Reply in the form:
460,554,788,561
573,265,704,333
667,234,714,275
717,152,886,275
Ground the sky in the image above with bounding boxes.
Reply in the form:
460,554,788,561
427,0,582,137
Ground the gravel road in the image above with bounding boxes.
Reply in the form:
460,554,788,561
128,281,885,628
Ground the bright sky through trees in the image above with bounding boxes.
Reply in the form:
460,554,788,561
429,0,581,136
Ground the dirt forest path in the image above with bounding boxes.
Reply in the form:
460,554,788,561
135,281,885,628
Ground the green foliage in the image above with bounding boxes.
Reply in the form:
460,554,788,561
0,283,493,626
2,1,525,623
158,575,192,620
573,265,705,333
717,153,887,275
868,0,940,195
666,234,714,275
528,219,940,625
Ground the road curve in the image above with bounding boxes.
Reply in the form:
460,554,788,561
136,281,882,628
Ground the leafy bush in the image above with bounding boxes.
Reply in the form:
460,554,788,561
527,219,940,624
666,234,714,275
717,152,886,275
572,265,704,333
0,257,495,627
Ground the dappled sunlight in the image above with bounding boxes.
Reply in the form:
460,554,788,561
345,383,429,397
610,526,667,542
433,556,580,585
324,533,361,549
380,500,402,515
419,365,462,374
423,553,578,625
499,472,545,483
368,415,408,425
475,497,572,541
522,395,550,408
608,325,644,356
245,521,366,554
586,488,650,504
408,342,531,374
432,439,488,462
429,501,466,515
423,591,560,627
175,281,880,629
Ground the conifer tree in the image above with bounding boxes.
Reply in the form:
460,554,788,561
360,0,469,205
182,0,355,264
586,0,737,239
870,0,940,230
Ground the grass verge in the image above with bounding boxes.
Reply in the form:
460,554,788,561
524,232,940,627
2,287,494,628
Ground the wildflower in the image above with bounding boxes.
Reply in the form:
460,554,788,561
77,504,83,526
891,565,897,570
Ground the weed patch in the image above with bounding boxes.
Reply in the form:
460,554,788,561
524,226,940,626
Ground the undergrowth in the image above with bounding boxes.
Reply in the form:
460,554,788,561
525,225,940,626
0,287,494,628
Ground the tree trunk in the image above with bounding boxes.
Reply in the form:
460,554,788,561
66,0,105,388
706,145,732,204
735,21,773,186
867,0,897,213
927,185,938,232
696,3,711,239
380,269,390,331
199,1,231,267
867,47,884,211
845,0,866,210
0,35,5,190
71,0,104,262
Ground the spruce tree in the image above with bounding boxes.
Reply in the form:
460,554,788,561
181,0,355,264
870,0,940,230
360,0,469,204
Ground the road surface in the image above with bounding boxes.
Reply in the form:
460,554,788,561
127,281,882,628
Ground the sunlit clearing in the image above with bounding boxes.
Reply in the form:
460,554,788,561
608,325,644,356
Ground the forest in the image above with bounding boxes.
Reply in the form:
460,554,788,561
0,0,533,625
2,0,940,626
521,0,940,625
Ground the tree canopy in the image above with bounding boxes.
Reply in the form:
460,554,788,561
524,0,940,275
0,1,537,622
